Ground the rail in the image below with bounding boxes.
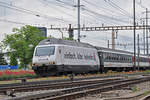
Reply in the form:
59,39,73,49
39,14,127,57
6,76,150,100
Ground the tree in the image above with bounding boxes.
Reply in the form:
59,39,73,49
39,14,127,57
9,52,18,66
0,53,7,65
2,25,46,69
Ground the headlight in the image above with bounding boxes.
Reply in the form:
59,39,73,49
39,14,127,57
32,63,39,66
49,61,55,64
53,61,55,64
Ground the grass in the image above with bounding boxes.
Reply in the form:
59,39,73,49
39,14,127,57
0,69,149,84
132,85,137,92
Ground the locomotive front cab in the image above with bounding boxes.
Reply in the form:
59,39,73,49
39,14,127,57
32,45,57,76
33,46,55,65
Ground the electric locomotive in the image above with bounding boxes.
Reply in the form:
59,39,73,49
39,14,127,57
32,38,100,76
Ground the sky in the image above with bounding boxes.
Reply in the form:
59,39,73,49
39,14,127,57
0,0,150,53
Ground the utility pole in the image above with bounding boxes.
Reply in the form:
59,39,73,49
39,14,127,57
108,40,109,48
133,0,136,70
59,30,64,39
68,24,74,39
141,8,150,55
146,8,149,55
143,21,145,55
112,30,115,49
77,0,80,42
137,34,140,70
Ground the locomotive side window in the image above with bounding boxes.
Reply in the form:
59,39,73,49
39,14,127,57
103,52,107,61
35,46,55,56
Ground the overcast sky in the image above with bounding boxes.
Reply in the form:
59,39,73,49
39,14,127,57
0,0,150,52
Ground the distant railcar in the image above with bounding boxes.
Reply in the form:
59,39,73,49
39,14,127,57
97,47,150,72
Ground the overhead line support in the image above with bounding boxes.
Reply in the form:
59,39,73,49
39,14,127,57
48,25,147,31
133,0,136,70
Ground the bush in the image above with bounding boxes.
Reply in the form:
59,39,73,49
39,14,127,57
132,85,137,92
0,70,36,81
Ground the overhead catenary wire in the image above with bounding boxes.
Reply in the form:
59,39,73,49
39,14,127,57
83,8,130,24
104,0,142,23
0,0,144,26
104,0,133,18
39,0,76,19
83,11,122,25
39,0,74,11
40,0,138,26
0,18,27,25
0,18,49,26
0,1,145,40
82,0,132,20
81,0,133,25
41,0,117,25
0,0,106,27
0,1,144,36
0,1,70,23
42,0,130,25
136,0,146,9
40,0,137,26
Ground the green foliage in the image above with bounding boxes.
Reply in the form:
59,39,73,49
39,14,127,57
10,52,18,66
144,70,150,73
0,74,37,81
132,85,137,92
2,25,46,69
144,91,148,95
0,53,7,65
19,62,24,69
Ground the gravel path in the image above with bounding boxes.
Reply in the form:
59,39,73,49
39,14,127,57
76,81,150,100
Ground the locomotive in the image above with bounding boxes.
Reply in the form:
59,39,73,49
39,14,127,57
32,38,150,76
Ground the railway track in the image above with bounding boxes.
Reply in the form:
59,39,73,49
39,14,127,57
0,71,148,95
0,77,121,95
1,71,149,88
5,76,150,100
140,95,150,100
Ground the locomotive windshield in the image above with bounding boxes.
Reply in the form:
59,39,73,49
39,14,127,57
35,46,55,56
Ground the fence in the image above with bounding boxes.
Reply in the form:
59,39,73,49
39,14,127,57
0,65,18,70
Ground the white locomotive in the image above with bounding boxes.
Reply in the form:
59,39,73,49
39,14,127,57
32,38,100,76
32,38,150,76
